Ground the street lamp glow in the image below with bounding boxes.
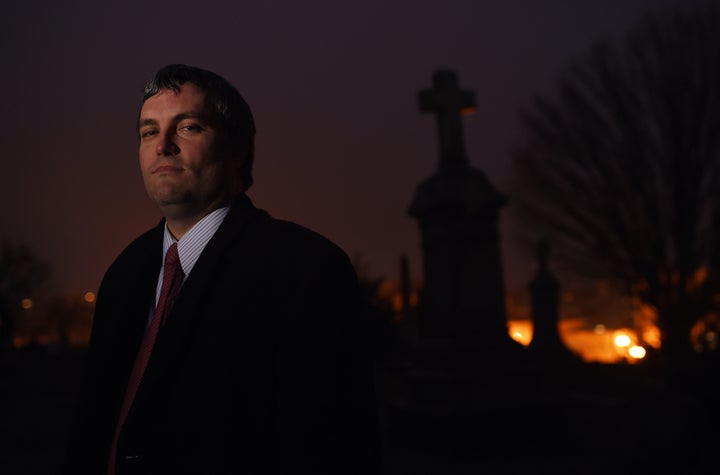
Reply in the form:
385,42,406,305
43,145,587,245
628,345,646,359
614,333,631,348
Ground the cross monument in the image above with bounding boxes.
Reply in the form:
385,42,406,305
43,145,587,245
418,70,476,168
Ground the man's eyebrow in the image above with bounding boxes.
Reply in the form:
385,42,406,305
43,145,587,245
138,118,158,130
174,112,208,122
137,113,208,130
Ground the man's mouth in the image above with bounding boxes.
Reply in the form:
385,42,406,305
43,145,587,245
154,165,182,174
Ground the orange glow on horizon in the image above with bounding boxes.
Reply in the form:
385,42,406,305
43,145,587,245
508,319,650,363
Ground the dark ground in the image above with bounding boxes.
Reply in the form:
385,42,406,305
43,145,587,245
0,348,85,475
1,347,718,474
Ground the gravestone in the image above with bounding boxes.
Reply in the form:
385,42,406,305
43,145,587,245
409,70,512,343
528,239,579,364
390,72,540,455
396,70,528,437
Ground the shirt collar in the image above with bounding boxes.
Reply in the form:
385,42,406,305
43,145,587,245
162,206,230,277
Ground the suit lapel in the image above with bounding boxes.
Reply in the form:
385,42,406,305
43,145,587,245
96,221,164,427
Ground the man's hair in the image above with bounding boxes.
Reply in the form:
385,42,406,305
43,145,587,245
142,64,256,190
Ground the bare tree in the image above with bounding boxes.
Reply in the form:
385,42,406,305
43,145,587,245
0,239,51,351
510,5,720,379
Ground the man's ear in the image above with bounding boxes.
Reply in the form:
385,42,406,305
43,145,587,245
229,143,247,190
232,143,246,169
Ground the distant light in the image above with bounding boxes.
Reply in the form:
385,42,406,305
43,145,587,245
594,324,607,334
614,333,632,348
84,292,96,303
21,298,33,310
507,321,533,346
641,325,662,349
628,345,647,359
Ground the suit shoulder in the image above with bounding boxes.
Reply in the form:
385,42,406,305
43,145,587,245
113,226,160,263
260,217,343,250
100,226,161,285
249,215,353,268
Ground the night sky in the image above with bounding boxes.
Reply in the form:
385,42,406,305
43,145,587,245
0,0,704,295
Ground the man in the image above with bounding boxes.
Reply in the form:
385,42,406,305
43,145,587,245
63,64,383,474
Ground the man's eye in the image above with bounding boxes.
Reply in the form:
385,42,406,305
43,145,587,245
179,124,203,133
140,129,157,138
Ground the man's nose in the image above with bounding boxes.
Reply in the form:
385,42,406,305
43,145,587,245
156,131,180,156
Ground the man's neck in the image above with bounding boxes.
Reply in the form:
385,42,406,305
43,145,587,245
161,199,232,240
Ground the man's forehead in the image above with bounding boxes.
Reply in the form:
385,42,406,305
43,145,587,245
139,83,211,118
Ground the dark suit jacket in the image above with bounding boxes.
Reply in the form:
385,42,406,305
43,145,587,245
63,193,383,474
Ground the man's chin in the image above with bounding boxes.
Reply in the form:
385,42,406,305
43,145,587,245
155,199,191,210
148,189,188,207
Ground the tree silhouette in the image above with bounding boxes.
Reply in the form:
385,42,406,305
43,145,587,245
510,5,720,381
0,240,51,352
351,253,397,361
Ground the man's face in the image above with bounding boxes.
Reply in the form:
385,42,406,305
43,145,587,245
138,82,238,222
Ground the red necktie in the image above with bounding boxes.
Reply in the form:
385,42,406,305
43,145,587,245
107,242,184,474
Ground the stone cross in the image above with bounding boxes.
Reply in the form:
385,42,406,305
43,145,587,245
418,70,476,168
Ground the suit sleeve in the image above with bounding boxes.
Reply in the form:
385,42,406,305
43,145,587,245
272,243,384,474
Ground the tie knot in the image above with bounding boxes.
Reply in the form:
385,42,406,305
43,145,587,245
165,242,180,269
